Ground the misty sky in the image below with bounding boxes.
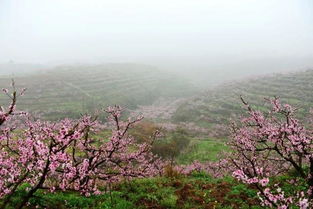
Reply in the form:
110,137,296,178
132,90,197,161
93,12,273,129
0,0,313,67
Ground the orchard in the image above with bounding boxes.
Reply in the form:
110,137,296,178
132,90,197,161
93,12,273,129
0,83,312,209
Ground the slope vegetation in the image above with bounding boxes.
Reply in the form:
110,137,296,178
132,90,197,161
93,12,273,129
0,64,197,120
173,70,313,133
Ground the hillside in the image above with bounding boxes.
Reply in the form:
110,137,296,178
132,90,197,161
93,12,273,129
172,69,313,135
0,62,45,75
0,64,197,120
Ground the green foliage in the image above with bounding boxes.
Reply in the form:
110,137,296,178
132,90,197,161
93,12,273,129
1,175,266,209
3,174,310,209
177,138,229,164
130,121,160,144
152,129,191,160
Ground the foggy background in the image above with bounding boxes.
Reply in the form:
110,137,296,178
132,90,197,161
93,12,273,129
0,0,313,81
0,0,313,132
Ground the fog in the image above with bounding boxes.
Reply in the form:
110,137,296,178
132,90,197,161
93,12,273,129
0,0,313,77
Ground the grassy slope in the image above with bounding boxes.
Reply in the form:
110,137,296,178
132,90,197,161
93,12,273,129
176,138,228,164
173,70,313,129
0,64,197,120
4,175,262,209
6,174,304,209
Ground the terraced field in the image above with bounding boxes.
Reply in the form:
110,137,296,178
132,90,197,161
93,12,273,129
172,69,313,134
0,64,197,120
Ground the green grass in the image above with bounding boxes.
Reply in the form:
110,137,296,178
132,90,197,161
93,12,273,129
2,175,264,209
177,138,229,164
4,173,308,209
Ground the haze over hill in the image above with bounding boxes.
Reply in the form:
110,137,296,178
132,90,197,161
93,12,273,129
0,63,197,120
1,0,313,82
163,55,313,88
172,69,313,136
1,1,313,208
0,62,312,127
0,62,47,75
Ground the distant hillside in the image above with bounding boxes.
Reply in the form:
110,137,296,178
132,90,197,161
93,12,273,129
0,62,45,75
0,64,198,120
172,70,313,133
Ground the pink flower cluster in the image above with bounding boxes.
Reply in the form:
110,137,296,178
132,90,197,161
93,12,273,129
0,87,163,208
175,159,230,178
229,97,313,208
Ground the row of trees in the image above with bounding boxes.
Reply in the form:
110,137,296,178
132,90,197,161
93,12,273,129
181,98,312,208
1,82,313,209
0,84,163,209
